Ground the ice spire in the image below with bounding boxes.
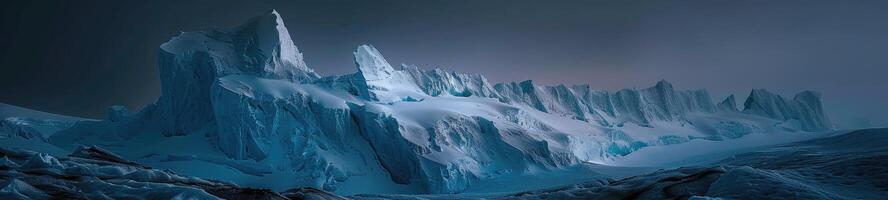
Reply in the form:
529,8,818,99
354,44,395,81
235,9,317,81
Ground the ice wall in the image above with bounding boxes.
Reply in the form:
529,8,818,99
43,10,836,194
743,89,832,131
152,10,318,136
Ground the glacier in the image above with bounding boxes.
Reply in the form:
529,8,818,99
1,10,841,196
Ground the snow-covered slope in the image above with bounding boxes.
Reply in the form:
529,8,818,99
352,128,888,199
153,9,318,137
0,145,346,200
0,103,91,156
490,128,888,199
24,10,837,195
495,80,717,127
0,103,92,140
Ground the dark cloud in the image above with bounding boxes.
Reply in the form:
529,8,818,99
1,0,886,128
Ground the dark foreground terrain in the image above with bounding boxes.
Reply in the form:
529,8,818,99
3,128,887,199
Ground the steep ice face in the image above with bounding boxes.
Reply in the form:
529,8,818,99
210,75,373,189
234,10,315,80
495,80,715,127
632,81,715,123
402,65,501,98
495,81,552,113
354,45,396,82
34,10,837,195
345,100,583,193
352,45,424,102
718,95,739,112
743,89,832,131
493,81,607,124
744,89,793,119
792,91,832,131
159,10,317,81
152,10,319,136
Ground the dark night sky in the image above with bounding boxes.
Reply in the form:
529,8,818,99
1,0,886,128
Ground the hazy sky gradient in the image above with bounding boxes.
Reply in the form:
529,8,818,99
2,0,886,128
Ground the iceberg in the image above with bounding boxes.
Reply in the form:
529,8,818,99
31,10,835,194
717,95,739,112
151,10,318,136
743,89,832,131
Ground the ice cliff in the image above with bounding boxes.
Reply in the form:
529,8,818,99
493,80,716,126
718,95,739,112
743,89,832,131
152,10,318,136
44,10,834,194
